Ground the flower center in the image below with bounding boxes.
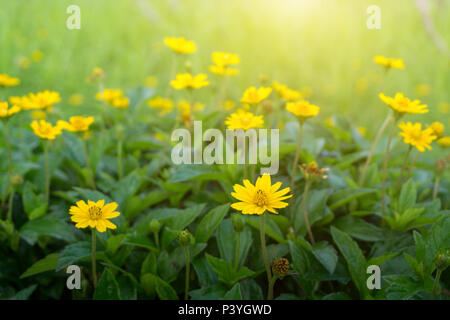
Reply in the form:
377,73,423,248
254,189,268,207
411,129,422,140
88,206,102,220
241,117,251,126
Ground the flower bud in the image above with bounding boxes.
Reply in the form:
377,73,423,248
436,250,450,271
10,174,24,187
271,258,290,277
177,229,194,246
115,124,125,140
149,219,161,234
231,213,245,233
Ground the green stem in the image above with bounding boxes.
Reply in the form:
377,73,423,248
290,121,304,192
233,231,241,272
260,214,272,295
117,139,123,180
433,176,440,200
432,269,442,299
1,122,13,218
44,141,50,204
302,181,315,244
81,138,96,190
7,189,14,223
406,152,420,180
395,145,412,192
92,229,97,289
382,118,398,217
359,113,392,186
184,245,190,300
268,274,278,300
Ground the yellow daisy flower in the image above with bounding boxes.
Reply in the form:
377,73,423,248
164,37,196,54
225,109,264,130
427,122,444,138
69,200,120,232
373,56,405,69
170,73,209,90
273,82,302,101
240,86,272,105
286,100,320,119
31,120,63,140
19,90,62,110
0,74,20,87
398,121,437,152
231,174,292,215
209,65,239,76
96,89,129,108
57,116,95,132
437,136,450,147
0,102,21,119
379,93,428,115
148,97,174,115
211,52,240,67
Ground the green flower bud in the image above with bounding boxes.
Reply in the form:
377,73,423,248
231,213,245,233
436,250,450,271
177,229,194,246
10,174,24,187
115,124,125,140
149,219,161,234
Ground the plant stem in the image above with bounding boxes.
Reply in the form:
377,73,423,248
395,145,412,192
359,113,392,186
290,121,304,192
44,141,50,204
433,176,440,200
117,139,123,180
406,152,420,180
7,189,14,223
432,269,442,299
92,229,97,288
382,119,398,217
233,231,241,272
184,245,190,300
260,214,272,294
302,181,315,244
1,122,13,217
81,138,96,190
268,274,278,300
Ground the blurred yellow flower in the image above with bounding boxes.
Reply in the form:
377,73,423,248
240,86,272,105
428,122,444,138
437,136,450,147
286,100,320,120
398,121,437,152
31,120,62,140
31,110,47,120
31,50,44,62
58,116,95,133
0,102,21,118
273,82,302,101
225,109,264,130
145,76,158,88
164,37,196,54
87,67,105,83
210,52,240,76
374,56,404,69
69,200,120,232
69,93,84,106
13,90,61,110
96,89,129,108
170,73,209,90
209,65,239,76
357,126,367,136
231,174,292,215
148,97,174,115
415,84,431,97
379,93,428,115
0,74,20,87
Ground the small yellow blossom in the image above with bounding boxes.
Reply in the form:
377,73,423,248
209,52,240,76
0,74,20,87
170,73,209,90
379,93,428,115
96,89,129,108
374,56,405,69
286,100,320,120
58,116,95,133
437,136,450,147
398,122,437,152
0,102,21,118
209,65,239,76
428,122,444,138
148,97,174,115
231,174,292,215
87,67,105,83
31,120,63,140
240,86,272,105
273,82,302,101
164,37,196,54
69,200,120,232
225,109,264,130
357,126,367,136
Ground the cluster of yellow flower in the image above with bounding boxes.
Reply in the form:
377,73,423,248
96,88,129,108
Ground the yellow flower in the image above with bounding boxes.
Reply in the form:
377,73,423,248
209,65,239,76
0,102,21,118
96,89,129,108
379,93,428,115
211,52,240,67
145,76,158,88
17,90,62,110
170,73,209,90
0,74,20,87
225,109,264,130
231,174,292,215
373,56,405,69
148,97,174,115
57,116,95,133
301,161,329,181
31,120,63,140
31,50,44,62
69,200,120,232
357,126,367,136
111,97,130,108
31,110,47,120
415,84,431,97
273,82,302,101
398,122,437,152
428,122,444,138
240,86,272,105
69,93,84,106
437,136,450,147
286,100,320,119
164,37,196,54
87,67,105,83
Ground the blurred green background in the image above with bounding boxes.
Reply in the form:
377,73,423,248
0,0,449,131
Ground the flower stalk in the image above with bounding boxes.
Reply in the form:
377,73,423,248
290,121,304,192
302,181,315,244
184,245,190,300
382,117,399,217
395,145,412,192
81,138,97,190
44,141,50,204
260,214,272,296
92,228,97,288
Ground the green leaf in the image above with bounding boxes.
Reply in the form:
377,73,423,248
217,219,253,267
170,164,227,183
56,241,91,272
73,187,113,203
311,241,338,274
330,226,369,298
329,188,377,211
206,253,255,286
111,171,142,208
123,234,157,251
20,253,60,279
19,215,76,245
334,216,384,241
367,252,399,267
195,203,229,243
397,179,416,213
166,204,206,230
9,285,38,300
142,273,178,300
94,268,121,300
223,283,243,300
